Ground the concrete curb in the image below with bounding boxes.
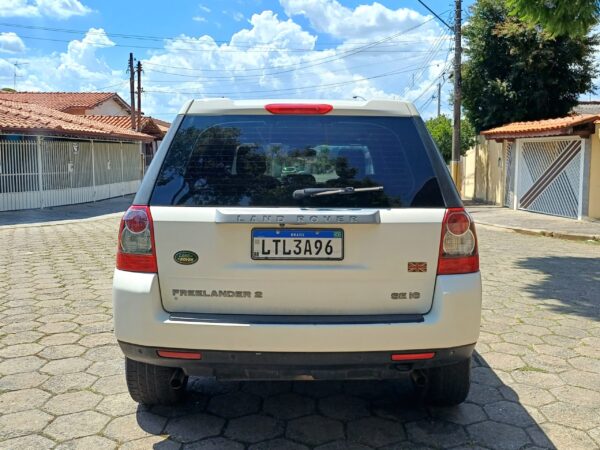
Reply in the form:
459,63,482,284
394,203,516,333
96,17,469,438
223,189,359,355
0,212,123,230
476,221,600,242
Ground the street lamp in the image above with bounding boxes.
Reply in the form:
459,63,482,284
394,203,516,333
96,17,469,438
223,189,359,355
352,95,366,101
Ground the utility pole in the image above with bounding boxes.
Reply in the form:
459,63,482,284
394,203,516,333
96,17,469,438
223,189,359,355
437,82,442,117
136,60,142,131
12,62,29,91
128,53,136,130
451,0,462,193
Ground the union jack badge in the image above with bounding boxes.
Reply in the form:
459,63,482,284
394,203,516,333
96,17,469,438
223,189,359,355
408,262,427,272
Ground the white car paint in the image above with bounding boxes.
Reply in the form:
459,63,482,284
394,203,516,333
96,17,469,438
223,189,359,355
113,269,481,352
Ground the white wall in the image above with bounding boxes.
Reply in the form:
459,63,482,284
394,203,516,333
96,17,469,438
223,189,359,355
87,99,130,116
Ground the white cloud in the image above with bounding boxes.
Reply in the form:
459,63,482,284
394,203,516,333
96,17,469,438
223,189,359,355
5,5,451,120
193,16,207,23
138,9,448,118
199,4,210,13
280,0,429,40
0,0,91,19
0,32,26,54
0,0,38,17
1,28,119,92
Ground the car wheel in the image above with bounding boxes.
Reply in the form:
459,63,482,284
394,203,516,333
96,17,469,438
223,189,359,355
125,357,188,406
419,357,471,406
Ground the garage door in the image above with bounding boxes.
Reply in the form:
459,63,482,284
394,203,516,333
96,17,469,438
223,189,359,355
517,139,583,219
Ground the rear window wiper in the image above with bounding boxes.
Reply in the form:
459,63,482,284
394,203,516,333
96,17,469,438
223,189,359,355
293,186,384,199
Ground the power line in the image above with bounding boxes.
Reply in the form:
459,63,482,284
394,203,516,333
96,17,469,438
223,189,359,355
16,33,452,54
401,30,451,97
143,52,436,83
411,60,452,103
146,20,442,82
417,0,452,30
0,21,446,49
13,19,439,79
94,80,129,90
140,41,449,73
143,62,445,97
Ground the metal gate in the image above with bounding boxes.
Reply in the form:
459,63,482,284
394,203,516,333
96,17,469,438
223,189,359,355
516,138,583,219
0,135,142,212
504,142,515,208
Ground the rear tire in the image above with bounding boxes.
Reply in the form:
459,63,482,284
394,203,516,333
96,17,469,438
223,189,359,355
125,358,188,406
420,357,471,406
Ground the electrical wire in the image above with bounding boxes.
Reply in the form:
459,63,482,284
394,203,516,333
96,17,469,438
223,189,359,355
0,20,446,49
143,62,445,97
144,52,431,83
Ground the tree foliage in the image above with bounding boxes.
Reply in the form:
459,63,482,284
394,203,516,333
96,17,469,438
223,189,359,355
462,0,598,132
506,0,599,37
425,115,476,163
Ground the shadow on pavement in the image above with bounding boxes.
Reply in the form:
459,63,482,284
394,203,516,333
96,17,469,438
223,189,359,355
0,195,133,226
517,256,600,320
134,351,555,449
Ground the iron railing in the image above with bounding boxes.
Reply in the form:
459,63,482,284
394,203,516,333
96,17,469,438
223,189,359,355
0,135,143,211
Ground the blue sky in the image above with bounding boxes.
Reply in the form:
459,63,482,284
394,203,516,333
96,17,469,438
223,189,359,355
0,0,479,120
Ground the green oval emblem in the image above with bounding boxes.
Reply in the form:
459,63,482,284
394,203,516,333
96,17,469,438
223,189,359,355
174,250,198,265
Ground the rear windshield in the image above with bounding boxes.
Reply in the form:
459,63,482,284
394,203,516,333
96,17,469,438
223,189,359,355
150,115,445,208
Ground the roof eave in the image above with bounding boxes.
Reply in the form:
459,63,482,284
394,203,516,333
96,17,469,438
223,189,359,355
0,127,151,142
482,128,576,140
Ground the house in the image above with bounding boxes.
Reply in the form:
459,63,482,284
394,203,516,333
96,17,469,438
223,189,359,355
0,91,131,116
0,99,153,212
0,91,171,166
461,114,600,220
87,115,168,165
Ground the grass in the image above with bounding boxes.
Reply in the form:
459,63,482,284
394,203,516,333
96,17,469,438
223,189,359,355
517,365,548,373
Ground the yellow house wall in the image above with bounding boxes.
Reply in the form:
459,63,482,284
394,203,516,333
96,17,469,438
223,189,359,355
462,146,476,200
465,136,504,205
588,127,600,219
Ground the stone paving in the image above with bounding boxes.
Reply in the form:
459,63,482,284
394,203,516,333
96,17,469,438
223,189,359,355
0,217,599,449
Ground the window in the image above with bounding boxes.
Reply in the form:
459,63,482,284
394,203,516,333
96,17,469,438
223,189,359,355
151,115,444,208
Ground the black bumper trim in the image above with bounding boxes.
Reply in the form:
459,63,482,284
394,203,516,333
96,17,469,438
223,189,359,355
168,312,425,325
119,342,476,380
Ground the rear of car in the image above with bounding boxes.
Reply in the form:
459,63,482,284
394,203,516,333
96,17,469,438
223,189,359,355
113,99,481,406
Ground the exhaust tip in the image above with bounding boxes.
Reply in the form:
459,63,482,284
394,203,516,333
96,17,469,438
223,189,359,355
411,370,428,388
169,370,186,390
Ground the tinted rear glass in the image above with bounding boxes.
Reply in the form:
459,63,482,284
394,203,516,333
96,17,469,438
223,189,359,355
150,115,445,208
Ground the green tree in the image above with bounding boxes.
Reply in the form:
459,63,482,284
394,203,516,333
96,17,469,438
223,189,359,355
425,115,476,163
507,0,599,37
462,0,598,132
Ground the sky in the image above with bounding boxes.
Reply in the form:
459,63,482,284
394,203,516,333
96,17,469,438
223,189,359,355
0,0,480,121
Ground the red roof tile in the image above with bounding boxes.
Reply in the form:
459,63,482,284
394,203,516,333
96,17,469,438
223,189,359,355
482,114,600,139
86,115,135,129
0,92,129,113
87,115,170,137
0,99,152,141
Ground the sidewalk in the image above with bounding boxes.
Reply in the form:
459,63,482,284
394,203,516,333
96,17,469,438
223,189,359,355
2,196,599,241
0,195,133,228
467,205,600,242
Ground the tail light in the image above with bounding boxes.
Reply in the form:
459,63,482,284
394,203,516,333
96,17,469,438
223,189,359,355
437,208,479,275
116,205,157,273
265,103,333,114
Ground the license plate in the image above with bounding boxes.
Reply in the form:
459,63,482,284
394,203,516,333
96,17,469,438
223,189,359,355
251,229,344,260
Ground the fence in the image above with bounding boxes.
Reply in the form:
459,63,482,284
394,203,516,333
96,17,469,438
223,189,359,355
0,135,143,212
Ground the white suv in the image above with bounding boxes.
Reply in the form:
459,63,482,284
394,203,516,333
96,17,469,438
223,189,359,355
113,99,481,407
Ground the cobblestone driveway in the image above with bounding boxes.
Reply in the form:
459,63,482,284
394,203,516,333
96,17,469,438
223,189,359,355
0,218,599,450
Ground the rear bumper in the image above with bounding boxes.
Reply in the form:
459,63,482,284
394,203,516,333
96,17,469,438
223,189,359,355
112,269,481,353
119,341,475,379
